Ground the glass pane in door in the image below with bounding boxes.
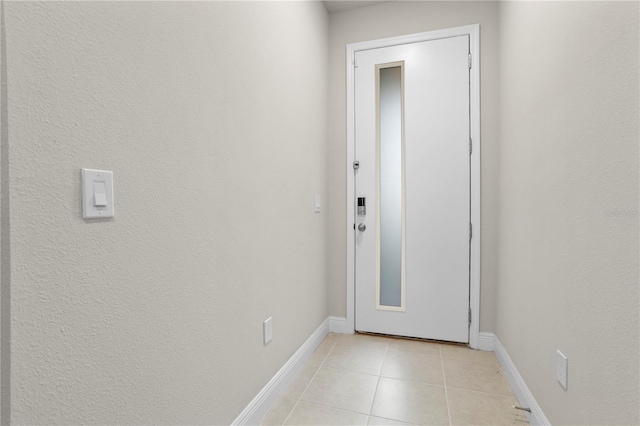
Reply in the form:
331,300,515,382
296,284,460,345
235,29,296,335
377,64,405,310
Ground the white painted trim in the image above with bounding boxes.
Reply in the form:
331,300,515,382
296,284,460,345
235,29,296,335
477,331,495,351
346,39,356,338
493,334,551,426
231,318,329,425
346,25,482,348
468,24,481,350
329,316,349,334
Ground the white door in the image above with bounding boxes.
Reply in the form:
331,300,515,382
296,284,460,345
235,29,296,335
354,36,470,343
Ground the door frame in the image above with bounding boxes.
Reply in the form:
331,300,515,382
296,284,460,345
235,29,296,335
345,25,481,348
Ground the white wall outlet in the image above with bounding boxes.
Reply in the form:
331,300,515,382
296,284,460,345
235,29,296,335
263,317,273,345
556,350,568,390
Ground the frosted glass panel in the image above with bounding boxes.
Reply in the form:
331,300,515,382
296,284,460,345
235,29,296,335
378,66,403,308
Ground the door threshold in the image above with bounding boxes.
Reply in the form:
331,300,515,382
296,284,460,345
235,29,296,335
355,330,468,347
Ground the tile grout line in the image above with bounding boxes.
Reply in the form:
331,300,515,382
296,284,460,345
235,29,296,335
440,345,453,426
290,400,371,419
376,375,446,388
280,339,337,426
367,342,388,420
445,385,517,398
442,356,499,366
317,364,394,379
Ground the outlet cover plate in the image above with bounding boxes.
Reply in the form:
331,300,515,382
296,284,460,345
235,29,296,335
263,317,273,345
556,350,568,390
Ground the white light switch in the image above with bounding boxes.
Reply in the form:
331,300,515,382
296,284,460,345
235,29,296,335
93,182,107,207
314,195,321,213
82,169,114,219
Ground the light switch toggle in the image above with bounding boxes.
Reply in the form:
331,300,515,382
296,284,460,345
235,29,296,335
93,182,107,207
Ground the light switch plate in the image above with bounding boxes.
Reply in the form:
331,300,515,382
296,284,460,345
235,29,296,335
556,350,568,390
314,194,321,213
263,317,273,345
82,168,114,219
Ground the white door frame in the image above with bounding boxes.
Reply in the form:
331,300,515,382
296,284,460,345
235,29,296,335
346,24,481,349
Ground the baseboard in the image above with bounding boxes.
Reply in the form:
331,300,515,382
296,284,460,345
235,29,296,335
477,332,495,351
493,334,551,426
329,316,349,334
231,318,329,425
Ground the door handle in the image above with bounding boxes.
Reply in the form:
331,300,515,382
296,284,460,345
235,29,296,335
357,223,367,232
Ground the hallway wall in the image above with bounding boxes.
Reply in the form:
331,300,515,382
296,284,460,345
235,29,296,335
496,2,639,424
327,1,501,332
2,1,639,424
2,2,329,423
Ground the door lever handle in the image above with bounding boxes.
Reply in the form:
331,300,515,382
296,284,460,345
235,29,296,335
357,223,367,232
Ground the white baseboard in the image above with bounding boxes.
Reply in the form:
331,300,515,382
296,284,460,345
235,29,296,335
492,334,551,426
329,316,349,334
477,332,495,351
231,318,329,425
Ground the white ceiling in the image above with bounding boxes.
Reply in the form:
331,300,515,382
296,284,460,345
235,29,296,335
322,1,390,14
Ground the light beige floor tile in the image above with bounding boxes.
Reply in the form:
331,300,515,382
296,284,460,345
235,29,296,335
380,351,444,385
324,333,340,344
308,340,336,367
282,365,318,401
443,358,513,396
441,344,498,364
371,377,449,425
334,333,391,349
448,388,530,425
367,416,415,425
284,401,369,425
261,398,297,426
386,338,442,357
323,342,386,375
300,368,379,414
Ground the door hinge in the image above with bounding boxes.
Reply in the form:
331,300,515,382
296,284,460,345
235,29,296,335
468,308,472,325
469,223,472,241
353,59,358,68
353,160,360,170
469,137,472,155
468,54,472,69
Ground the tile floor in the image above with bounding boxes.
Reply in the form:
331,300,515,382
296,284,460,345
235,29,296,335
261,333,530,426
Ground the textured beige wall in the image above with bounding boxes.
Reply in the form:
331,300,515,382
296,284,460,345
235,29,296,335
3,1,328,423
496,2,639,424
327,2,500,331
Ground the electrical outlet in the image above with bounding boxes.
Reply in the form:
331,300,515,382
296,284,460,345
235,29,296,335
556,350,568,390
263,317,273,345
